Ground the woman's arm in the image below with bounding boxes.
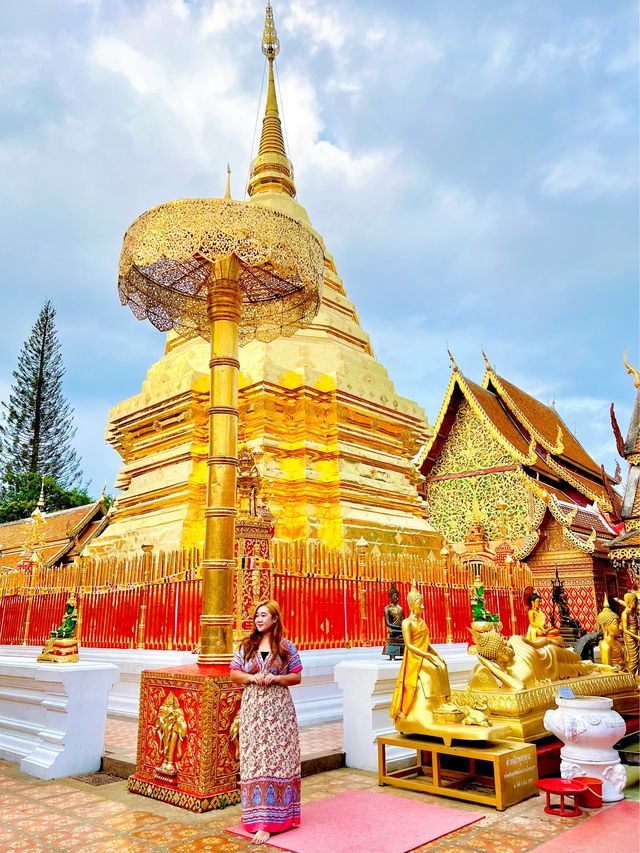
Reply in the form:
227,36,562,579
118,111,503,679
264,671,301,687
230,669,262,685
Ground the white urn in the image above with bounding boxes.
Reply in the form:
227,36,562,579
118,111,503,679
543,695,627,802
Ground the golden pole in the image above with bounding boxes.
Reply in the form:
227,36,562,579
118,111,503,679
199,255,242,664
137,544,153,649
441,545,454,644
506,553,517,636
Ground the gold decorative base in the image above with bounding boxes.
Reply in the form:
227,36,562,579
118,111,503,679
128,776,241,812
128,664,243,813
37,637,79,663
453,672,640,741
394,719,511,748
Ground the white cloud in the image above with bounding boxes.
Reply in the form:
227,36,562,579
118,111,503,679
540,149,635,198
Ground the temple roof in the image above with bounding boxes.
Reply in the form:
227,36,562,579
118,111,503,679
485,370,602,477
0,501,108,571
418,356,612,510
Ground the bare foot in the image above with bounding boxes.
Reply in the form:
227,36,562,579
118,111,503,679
251,830,271,845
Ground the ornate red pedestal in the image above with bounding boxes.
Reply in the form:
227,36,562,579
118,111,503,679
128,664,243,812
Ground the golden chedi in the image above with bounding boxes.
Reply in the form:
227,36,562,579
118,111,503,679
89,11,435,560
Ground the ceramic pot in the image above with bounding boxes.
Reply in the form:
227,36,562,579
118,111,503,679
543,695,627,802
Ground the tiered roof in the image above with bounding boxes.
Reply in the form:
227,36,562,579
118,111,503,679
419,356,613,511
608,356,640,559
418,354,620,557
0,501,108,571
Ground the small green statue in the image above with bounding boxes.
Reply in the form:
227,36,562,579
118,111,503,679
37,595,79,662
471,575,499,624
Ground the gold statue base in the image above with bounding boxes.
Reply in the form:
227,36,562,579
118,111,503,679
453,672,640,741
378,733,538,811
394,719,511,748
37,637,79,663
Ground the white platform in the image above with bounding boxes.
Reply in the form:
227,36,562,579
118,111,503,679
335,643,475,771
0,656,119,779
0,645,387,728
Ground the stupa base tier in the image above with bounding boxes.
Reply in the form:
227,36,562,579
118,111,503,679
128,664,242,813
452,673,640,741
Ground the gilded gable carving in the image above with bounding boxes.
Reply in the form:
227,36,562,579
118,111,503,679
430,401,513,477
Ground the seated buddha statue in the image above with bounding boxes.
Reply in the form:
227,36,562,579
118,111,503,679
597,599,625,670
37,595,79,663
468,626,609,691
526,592,563,647
390,585,452,730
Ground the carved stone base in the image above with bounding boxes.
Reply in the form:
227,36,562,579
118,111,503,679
128,665,243,813
452,672,640,741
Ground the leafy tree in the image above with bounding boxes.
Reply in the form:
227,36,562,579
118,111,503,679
0,472,93,524
0,301,82,492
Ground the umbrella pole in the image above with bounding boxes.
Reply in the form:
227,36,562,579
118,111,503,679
198,253,242,664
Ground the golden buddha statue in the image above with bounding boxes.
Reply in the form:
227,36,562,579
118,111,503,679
468,626,607,691
37,595,79,663
390,585,501,741
155,692,187,776
618,591,639,676
596,598,625,669
390,585,451,727
526,591,563,647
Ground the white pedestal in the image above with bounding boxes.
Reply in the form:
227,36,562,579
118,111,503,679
0,656,119,779
335,644,474,771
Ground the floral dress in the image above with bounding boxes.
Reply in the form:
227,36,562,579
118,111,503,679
230,639,302,833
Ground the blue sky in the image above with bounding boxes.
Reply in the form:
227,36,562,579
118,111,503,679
0,0,638,495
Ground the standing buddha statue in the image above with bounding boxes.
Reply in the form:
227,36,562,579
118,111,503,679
617,591,639,676
596,598,625,669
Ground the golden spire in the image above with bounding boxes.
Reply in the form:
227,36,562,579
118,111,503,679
247,2,296,198
623,347,640,389
224,163,232,200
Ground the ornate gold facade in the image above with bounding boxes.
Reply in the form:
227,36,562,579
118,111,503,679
91,256,433,557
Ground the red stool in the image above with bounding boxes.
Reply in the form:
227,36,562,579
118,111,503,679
535,778,588,817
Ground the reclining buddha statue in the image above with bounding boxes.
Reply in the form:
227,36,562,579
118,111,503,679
468,625,609,692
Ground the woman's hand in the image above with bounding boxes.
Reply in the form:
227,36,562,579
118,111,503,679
263,672,279,686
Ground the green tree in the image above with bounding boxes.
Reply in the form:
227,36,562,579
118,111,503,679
0,472,93,524
0,301,82,491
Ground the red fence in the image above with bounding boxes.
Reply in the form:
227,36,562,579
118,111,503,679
2,572,529,651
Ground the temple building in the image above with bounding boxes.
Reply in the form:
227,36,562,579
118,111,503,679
418,354,622,628
88,12,436,559
608,356,640,585
0,500,108,572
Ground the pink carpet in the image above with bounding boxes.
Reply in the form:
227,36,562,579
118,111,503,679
530,800,640,853
226,789,483,853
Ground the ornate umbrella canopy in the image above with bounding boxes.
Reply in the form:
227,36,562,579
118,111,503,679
118,197,324,344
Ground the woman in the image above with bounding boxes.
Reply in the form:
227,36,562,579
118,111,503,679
230,600,302,846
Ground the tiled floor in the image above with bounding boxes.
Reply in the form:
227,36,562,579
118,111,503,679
1,757,636,853
104,718,343,763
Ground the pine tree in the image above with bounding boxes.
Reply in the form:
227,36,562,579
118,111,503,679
0,301,83,492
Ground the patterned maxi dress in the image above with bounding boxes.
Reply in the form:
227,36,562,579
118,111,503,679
230,640,302,833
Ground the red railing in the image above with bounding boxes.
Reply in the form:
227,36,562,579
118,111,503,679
0,572,530,651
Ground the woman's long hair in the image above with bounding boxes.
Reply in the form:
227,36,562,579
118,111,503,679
241,599,290,665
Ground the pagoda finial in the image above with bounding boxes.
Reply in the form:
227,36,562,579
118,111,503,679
37,476,46,511
447,349,459,372
224,163,232,200
481,348,491,370
623,347,640,389
248,3,296,198
262,2,280,59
